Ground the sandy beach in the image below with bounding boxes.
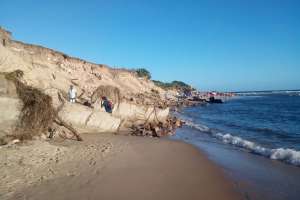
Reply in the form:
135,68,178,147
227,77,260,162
1,1,299,199
0,134,241,200
0,27,242,200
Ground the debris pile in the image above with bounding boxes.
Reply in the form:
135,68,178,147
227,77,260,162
130,116,184,137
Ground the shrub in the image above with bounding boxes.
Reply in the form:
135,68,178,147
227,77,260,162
135,68,151,79
153,80,191,91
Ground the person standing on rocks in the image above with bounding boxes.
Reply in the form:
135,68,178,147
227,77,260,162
101,96,113,113
68,85,77,103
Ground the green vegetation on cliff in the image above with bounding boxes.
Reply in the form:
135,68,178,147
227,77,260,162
153,80,192,91
134,68,193,92
135,68,151,79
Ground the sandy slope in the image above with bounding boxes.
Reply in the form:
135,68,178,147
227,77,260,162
1,134,241,200
0,30,171,137
0,37,165,101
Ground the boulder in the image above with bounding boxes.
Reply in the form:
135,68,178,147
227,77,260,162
58,103,121,133
113,102,169,124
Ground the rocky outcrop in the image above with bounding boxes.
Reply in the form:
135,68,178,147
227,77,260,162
58,103,121,133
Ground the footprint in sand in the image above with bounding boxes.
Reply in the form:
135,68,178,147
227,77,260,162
48,168,55,175
89,158,97,166
101,143,112,153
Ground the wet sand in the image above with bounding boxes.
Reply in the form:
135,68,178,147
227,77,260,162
172,123,300,200
1,134,242,200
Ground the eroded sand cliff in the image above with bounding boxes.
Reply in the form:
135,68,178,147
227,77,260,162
0,27,170,143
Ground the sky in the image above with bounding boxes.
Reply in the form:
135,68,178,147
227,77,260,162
0,0,299,91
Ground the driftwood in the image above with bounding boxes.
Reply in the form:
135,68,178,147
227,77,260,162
54,116,83,141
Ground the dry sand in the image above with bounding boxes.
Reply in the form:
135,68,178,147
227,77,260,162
0,134,242,200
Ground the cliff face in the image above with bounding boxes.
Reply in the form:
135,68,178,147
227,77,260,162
0,28,165,98
0,27,169,142
0,74,22,142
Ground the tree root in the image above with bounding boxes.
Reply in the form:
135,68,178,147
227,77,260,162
55,91,83,141
54,116,83,141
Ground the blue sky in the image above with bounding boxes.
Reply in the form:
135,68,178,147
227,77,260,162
1,0,299,91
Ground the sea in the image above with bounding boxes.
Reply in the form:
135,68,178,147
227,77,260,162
171,90,300,200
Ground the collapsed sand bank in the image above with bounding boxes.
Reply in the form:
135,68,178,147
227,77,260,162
1,27,173,144
0,134,241,200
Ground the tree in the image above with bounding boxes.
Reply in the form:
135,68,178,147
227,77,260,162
135,68,151,79
153,80,192,91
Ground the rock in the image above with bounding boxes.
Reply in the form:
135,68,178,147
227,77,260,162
0,137,10,145
153,127,161,137
175,119,182,128
58,103,121,133
40,134,47,140
10,139,20,144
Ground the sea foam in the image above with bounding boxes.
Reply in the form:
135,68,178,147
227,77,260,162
183,120,300,166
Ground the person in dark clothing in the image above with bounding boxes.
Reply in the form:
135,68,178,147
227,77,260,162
101,96,113,113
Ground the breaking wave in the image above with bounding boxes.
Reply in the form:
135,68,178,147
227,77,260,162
183,120,300,166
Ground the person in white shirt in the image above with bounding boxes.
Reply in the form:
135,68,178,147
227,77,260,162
68,85,77,103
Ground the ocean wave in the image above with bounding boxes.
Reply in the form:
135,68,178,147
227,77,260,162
182,120,300,166
184,120,211,132
236,90,300,96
